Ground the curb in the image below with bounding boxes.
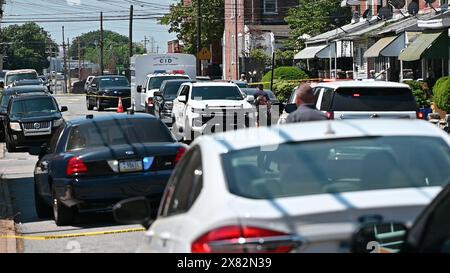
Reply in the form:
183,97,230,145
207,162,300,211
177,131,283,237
0,177,17,253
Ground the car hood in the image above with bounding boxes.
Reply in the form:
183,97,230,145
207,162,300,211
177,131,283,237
12,112,62,122
228,187,442,252
190,99,253,109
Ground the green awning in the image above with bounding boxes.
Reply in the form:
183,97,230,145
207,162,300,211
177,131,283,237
364,36,397,58
399,31,449,61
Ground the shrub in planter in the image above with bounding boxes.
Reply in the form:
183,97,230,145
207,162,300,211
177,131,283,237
433,76,450,113
262,66,309,90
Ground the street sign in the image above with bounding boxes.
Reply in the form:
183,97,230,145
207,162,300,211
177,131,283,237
197,47,212,60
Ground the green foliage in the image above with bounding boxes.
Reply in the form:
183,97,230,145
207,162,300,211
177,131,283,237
69,30,145,70
433,76,450,112
275,49,295,67
159,0,224,54
285,0,352,51
405,80,431,108
272,80,298,103
0,22,57,73
249,49,271,66
262,66,309,89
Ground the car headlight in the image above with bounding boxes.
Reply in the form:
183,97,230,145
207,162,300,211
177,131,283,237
9,122,22,131
53,118,64,128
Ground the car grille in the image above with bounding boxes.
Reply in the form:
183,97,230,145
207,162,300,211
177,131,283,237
22,121,52,136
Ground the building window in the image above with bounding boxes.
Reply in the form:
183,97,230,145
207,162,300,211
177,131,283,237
264,0,277,14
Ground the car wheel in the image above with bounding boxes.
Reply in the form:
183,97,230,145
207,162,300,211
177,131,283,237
96,98,104,112
5,134,16,153
34,183,52,218
53,192,74,226
86,96,94,110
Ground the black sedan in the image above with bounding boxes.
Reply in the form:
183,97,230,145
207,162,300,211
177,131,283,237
154,79,194,125
31,113,187,226
86,75,131,111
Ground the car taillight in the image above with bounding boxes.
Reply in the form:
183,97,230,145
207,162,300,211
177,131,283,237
191,226,300,253
417,111,424,119
175,147,186,164
148,98,154,107
326,111,334,120
66,157,88,176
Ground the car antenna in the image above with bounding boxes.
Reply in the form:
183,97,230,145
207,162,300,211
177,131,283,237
325,122,336,135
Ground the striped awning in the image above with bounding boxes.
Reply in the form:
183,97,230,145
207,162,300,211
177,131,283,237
294,45,328,60
364,36,397,58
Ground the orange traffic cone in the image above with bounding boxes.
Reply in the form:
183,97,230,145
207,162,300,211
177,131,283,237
117,97,124,113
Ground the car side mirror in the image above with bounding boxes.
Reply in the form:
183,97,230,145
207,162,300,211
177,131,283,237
154,91,162,97
60,106,68,112
113,197,153,229
246,95,254,102
178,95,187,103
285,103,297,114
137,85,142,93
91,83,97,89
351,222,408,253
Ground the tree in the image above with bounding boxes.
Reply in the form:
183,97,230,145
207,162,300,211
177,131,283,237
0,22,58,73
159,0,224,54
68,30,145,71
285,0,352,51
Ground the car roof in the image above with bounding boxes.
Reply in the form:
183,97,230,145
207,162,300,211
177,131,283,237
146,74,188,77
315,80,410,89
94,75,127,79
6,69,37,75
193,120,448,153
67,113,157,126
184,82,239,87
11,93,53,101
5,86,48,93
162,79,195,84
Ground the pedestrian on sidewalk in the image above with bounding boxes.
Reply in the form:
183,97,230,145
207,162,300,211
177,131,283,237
286,83,327,123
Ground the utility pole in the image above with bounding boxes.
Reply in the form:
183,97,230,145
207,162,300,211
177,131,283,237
100,12,104,75
156,45,160,54
129,5,133,59
149,36,155,54
235,0,239,80
142,36,150,53
197,0,202,76
62,26,68,94
78,37,81,80
67,38,71,91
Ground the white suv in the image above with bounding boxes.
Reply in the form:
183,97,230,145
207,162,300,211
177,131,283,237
280,80,421,123
171,82,255,141
137,74,190,114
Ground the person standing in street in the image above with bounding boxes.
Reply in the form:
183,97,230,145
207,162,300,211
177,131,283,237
286,83,327,123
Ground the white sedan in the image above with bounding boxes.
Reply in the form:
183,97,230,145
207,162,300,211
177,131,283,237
114,119,450,253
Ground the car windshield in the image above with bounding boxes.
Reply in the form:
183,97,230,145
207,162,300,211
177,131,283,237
6,72,38,85
99,77,129,88
191,86,244,100
66,118,175,151
14,80,43,86
149,76,189,90
332,87,418,111
11,98,58,117
222,136,450,199
163,82,188,98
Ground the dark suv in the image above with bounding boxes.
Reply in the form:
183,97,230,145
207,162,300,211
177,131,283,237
3,93,67,152
0,86,49,141
154,79,194,125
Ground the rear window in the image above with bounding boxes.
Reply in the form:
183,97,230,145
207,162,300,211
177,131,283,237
331,87,418,111
6,72,38,85
66,118,174,151
222,136,450,199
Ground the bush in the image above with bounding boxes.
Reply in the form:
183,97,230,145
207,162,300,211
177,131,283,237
405,80,431,108
262,66,309,90
272,80,298,103
433,76,450,112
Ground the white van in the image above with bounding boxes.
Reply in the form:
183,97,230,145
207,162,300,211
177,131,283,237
4,69,39,87
130,54,196,112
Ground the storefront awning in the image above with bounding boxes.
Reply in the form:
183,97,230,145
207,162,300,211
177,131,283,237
294,45,328,60
399,31,448,61
364,36,397,58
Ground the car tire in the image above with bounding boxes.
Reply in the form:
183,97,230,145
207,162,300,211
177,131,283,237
53,192,74,226
34,183,52,218
86,96,94,111
5,134,16,153
96,98,104,112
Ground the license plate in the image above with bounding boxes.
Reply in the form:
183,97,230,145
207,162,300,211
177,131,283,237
119,160,143,173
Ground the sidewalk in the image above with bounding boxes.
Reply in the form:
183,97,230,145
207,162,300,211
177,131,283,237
0,143,18,253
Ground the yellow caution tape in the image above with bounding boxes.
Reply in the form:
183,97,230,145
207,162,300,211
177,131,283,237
0,227,145,241
86,94,132,100
247,78,323,86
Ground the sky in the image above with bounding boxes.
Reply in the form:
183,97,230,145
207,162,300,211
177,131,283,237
1,0,178,53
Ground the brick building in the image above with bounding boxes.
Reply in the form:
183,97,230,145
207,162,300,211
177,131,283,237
223,0,298,80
